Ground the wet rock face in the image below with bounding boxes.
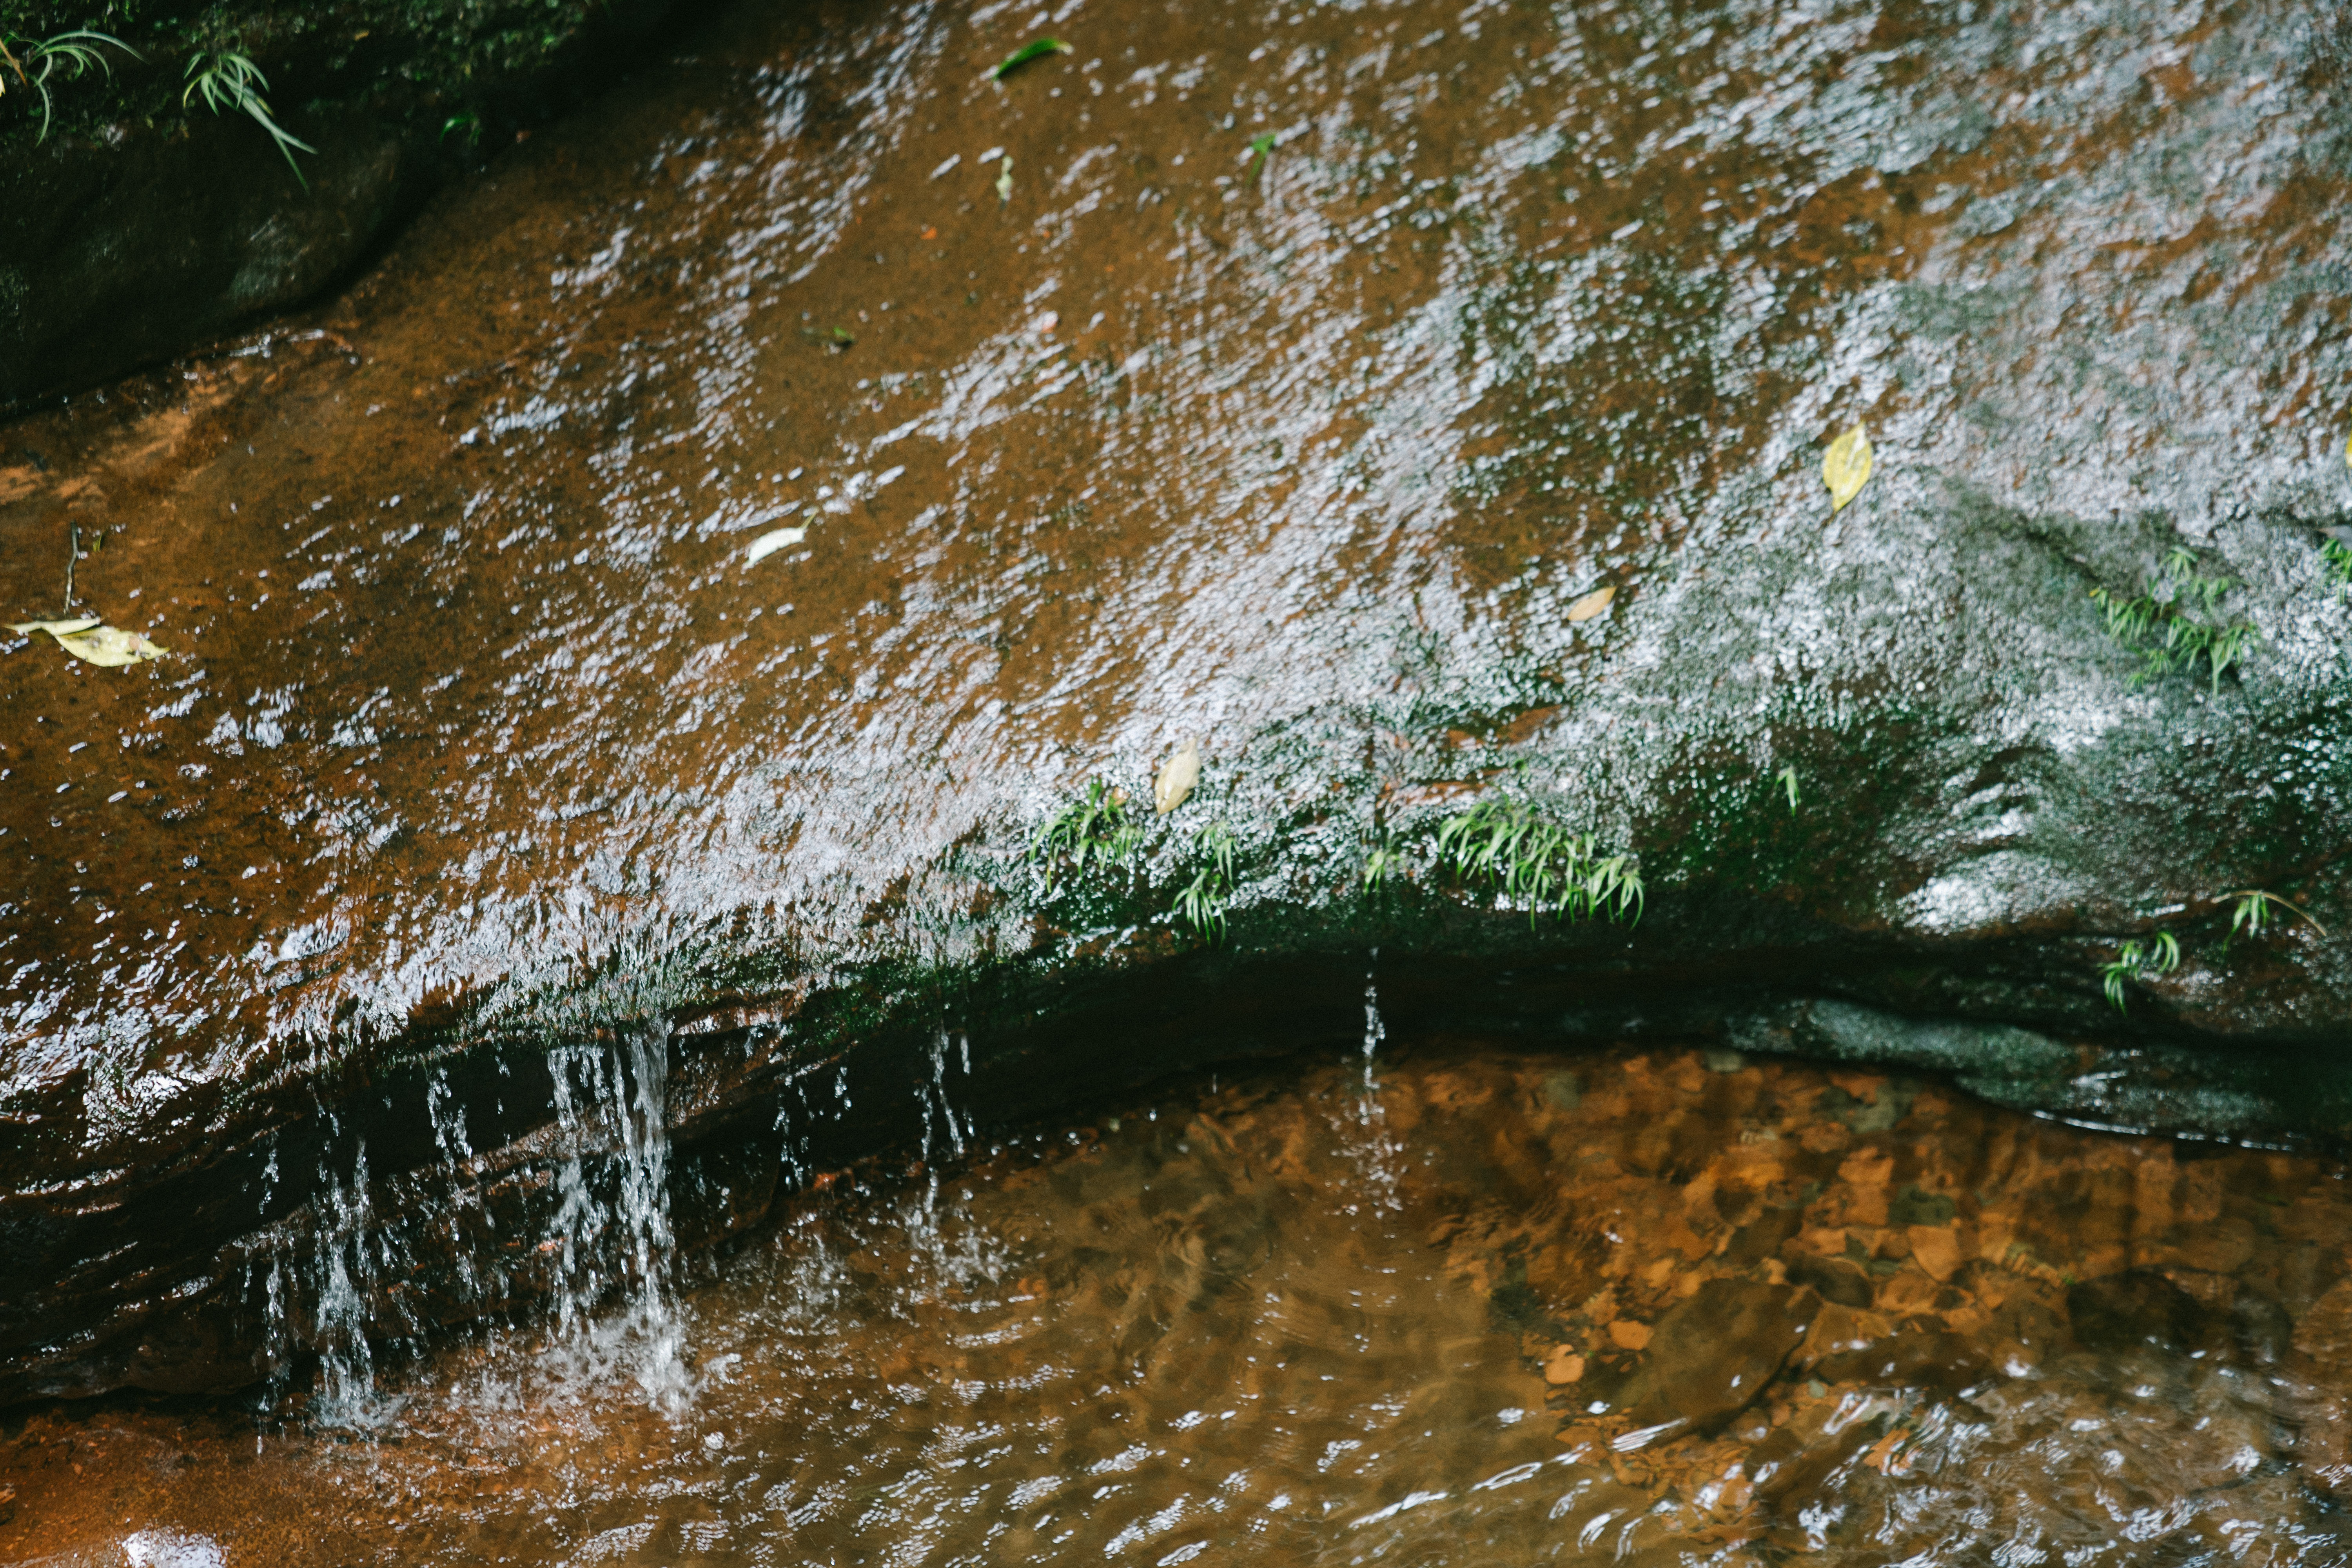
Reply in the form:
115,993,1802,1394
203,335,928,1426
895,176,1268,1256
0,0,709,406
0,102,441,410
3,0,2352,1400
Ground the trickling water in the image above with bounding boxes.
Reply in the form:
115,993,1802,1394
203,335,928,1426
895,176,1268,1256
921,1026,968,1164
1349,958,1403,1216
310,1145,384,1425
903,1025,1000,1285
541,1020,687,1408
425,1068,488,1308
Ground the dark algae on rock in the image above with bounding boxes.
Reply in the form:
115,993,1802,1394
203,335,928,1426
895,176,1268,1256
4,0,2352,1439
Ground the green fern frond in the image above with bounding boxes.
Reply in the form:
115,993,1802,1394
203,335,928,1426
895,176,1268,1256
185,49,316,187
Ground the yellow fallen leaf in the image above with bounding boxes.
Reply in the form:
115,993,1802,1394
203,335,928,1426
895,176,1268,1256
1823,424,1873,513
1565,584,1616,623
2344,427,2351,469
10,619,165,666
1153,738,1200,815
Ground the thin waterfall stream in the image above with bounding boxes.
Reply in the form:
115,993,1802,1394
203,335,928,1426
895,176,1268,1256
543,1023,688,1408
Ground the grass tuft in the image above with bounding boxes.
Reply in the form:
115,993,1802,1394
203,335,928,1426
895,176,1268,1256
0,27,134,141
2100,930,2178,1014
2323,537,2352,592
1173,822,1237,942
185,48,315,185
1029,780,1140,894
2088,547,2256,694
2228,888,2326,942
1434,797,1642,927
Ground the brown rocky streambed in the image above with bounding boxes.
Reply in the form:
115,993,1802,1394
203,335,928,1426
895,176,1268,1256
5,0,2352,1441
9,1039,2352,1563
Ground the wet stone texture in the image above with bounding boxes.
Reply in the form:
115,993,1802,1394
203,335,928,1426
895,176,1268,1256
8,1044,2352,1563
0,0,715,406
4,0,2352,1399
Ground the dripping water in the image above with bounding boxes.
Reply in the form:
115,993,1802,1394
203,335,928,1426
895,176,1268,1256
1350,953,1402,1215
312,1143,390,1426
425,1068,488,1309
900,1026,1002,1287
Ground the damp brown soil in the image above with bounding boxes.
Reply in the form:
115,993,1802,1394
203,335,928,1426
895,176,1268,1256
10,1040,2352,1564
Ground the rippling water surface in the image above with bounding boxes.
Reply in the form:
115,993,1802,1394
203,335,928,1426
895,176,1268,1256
12,1040,2352,1563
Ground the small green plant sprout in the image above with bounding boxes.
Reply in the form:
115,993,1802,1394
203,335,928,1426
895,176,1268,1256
1243,131,1277,180
1030,779,1142,893
185,50,316,185
1362,836,1399,895
2321,532,2352,592
0,28,136,141
2088,547,2257,693
441,110,483,148
1776,765,1799,812
1174,822,1237,942
992,38,1071,79
1434,797,1643,927
2229,889,2327,941
2100,930,2180,1014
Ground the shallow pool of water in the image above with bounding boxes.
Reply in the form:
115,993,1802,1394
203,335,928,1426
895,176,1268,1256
10,1037,2352,1564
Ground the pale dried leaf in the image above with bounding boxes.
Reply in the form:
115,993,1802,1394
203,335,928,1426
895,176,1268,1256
1565,584,1616,623
1153,738,1200,815
11,617,164,667
1823,424,1873,513
55,624,166,666
744,526,807,565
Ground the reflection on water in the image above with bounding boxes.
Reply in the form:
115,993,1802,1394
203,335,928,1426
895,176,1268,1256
11,1040,2352,1563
